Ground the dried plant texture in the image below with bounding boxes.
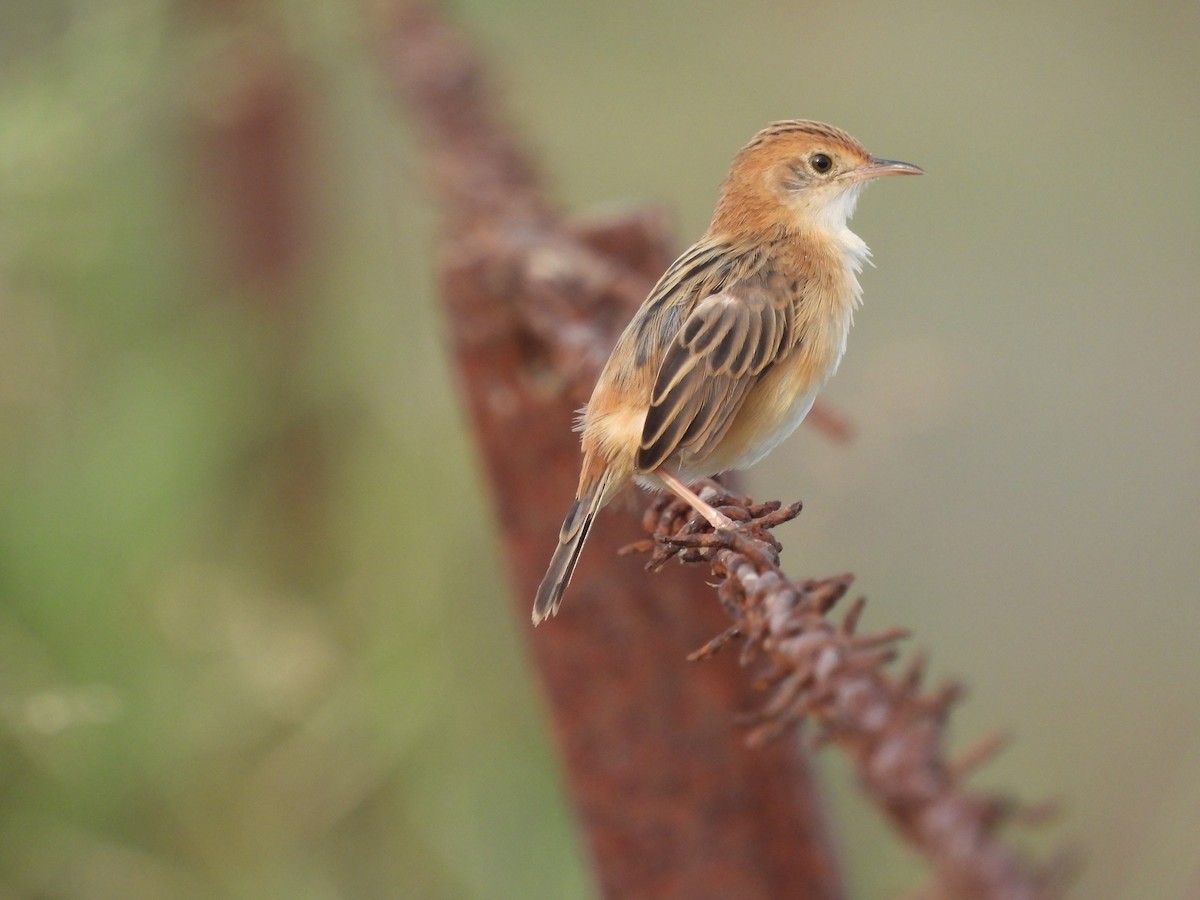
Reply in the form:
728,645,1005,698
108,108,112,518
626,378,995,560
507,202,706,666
629,484,1064,900
385,3,843,898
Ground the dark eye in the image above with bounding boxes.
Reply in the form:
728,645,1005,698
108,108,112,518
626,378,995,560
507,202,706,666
810,153,833,174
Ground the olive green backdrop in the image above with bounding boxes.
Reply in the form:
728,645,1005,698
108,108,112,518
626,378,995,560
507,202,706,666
1,1,1196,897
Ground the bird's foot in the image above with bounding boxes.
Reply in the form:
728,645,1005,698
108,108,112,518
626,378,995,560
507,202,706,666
636,480,803,571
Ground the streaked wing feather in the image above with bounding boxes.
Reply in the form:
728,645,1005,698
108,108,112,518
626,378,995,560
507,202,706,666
729,303,761,373
706,304,748,373
643,381,715,468
638,282,794,472
749,303,782,372
643,379,709,460
676,374,750,454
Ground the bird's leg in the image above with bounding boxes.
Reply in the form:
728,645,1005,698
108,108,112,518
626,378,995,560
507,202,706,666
656,470,736,531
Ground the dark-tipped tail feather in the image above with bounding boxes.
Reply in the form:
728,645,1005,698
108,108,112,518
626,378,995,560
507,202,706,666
532,475,609,624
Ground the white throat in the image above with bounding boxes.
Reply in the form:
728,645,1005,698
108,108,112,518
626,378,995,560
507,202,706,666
792,182,872,275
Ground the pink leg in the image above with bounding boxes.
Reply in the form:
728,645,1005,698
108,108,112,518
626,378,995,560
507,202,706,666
656,470,735,530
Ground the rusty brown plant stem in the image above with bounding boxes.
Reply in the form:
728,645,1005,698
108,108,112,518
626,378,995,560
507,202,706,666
385,3,843,898
636,485,1062,899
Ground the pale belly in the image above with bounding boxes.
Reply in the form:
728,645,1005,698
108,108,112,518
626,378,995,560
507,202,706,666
725,385,820,471
670,387,820,481
670,347,835,482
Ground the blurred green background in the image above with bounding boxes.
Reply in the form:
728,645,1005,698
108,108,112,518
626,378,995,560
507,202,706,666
1,1,1197,897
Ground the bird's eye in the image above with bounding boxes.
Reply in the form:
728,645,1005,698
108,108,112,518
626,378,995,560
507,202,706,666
810,153,833,174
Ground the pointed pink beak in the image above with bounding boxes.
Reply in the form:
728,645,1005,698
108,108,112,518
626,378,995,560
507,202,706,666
843,157,925,182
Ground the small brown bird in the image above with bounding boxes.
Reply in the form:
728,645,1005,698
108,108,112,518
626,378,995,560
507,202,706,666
533,120,922,624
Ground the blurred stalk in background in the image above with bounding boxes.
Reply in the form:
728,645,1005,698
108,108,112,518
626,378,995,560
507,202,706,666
0,2,584,897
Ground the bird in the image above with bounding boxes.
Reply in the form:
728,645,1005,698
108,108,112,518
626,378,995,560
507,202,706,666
533,120,922,624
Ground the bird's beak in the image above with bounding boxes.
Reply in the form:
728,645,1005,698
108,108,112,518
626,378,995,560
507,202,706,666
842,158,925,182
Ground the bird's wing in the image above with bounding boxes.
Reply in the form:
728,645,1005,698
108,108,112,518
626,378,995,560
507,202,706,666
637,279,795,472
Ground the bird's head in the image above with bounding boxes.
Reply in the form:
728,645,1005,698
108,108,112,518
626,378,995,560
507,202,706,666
709,120,923,237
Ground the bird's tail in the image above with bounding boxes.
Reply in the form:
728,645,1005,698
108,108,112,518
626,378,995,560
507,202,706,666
532,472,611,625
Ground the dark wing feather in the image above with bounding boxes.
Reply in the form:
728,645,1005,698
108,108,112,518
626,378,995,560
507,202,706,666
638,280,794,472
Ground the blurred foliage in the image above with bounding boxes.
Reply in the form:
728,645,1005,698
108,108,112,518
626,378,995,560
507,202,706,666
0,1,1198,899
0,2,584,897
